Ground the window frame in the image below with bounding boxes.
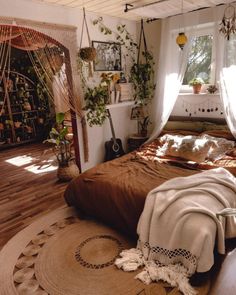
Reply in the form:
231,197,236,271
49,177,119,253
180,25,216,93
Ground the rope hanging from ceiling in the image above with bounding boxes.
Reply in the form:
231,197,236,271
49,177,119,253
78,8,96,77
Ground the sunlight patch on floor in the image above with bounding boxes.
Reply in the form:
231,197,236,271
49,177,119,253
5,155,34,167
25,161,57,174
5,155,58,174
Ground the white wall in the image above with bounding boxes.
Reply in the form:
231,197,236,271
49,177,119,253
171,94,224,119
0,0,70,24
68,8,137,171
1,0,137,171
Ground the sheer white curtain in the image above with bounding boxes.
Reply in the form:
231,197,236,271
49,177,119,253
216,25,236,138
148,14,198,142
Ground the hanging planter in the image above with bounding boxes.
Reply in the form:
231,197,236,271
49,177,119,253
78,7,96,73
79,47,96,62
130,20,155,106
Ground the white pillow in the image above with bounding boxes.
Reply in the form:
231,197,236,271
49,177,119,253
201,134,235,160
158,134,235,162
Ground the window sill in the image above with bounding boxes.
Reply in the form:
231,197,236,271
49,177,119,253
178,93,219,96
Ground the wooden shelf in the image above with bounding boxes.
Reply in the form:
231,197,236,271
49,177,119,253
106,101,134,109
0,70,52,149
0,138,37,150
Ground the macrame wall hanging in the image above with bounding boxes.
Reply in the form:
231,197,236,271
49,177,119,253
181,98,223,117
219,4,236,40
78,8,96,77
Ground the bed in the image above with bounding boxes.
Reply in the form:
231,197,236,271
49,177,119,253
64,121,236,238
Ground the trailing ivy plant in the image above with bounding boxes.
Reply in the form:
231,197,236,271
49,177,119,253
130,51,155,106
92,17,113,35
116,24,137,62
83,85,109,127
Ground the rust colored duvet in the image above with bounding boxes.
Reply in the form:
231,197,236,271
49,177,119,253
64,145,198,237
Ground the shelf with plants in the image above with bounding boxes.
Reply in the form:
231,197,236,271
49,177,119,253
0,70,52,149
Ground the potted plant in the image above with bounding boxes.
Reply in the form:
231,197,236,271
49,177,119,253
130,51,155,106
83,84,109,126
138,116,151,137
207,84,218,94
189,77,204,94
79,47,96,62
44,112,80,181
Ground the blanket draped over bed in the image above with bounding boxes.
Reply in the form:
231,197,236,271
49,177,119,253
115,168,236,295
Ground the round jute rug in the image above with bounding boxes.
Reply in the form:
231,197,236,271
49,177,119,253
0,207,210,295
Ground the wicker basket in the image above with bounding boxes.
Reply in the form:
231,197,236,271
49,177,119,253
57,161,80,182
79,47,96,62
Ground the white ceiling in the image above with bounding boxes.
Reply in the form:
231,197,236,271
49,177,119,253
29,0,232,21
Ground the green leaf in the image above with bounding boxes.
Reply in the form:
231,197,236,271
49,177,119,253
50,128,59,136
56,112,65,124
60,127,68,139
43,138,57,144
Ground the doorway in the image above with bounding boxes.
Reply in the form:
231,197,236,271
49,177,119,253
0,24,80,169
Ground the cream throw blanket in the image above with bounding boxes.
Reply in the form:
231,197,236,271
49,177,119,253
115,168,236,295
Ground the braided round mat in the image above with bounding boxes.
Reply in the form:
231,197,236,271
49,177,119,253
0,207,210,295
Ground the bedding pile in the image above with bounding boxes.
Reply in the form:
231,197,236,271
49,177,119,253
157,133,235,162
115,168,236,295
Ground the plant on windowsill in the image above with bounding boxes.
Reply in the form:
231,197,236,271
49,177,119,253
44,112,80,181
207,84,218,94
189,77,204,94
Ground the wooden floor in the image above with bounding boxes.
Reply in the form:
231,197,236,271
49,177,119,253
1,143,236,294
0,143,68,249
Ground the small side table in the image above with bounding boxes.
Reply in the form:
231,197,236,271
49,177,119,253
127,134,148,152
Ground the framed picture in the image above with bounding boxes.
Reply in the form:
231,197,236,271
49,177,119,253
92,41,122,71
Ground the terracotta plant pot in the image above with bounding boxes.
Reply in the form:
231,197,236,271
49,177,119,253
25,125,33,133
192,84,202,94
14,121,22,128
23,102,31,111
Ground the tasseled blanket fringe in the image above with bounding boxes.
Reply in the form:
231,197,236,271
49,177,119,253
115,248,197,295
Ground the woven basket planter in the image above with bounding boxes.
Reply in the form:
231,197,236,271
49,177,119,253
79,47,96,62
57,161,80,182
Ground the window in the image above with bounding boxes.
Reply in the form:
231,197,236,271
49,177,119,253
183,34,213,85
180,24,216,91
